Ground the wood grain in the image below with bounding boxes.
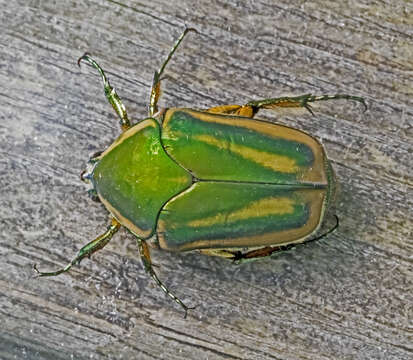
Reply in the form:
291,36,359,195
1,1,412,359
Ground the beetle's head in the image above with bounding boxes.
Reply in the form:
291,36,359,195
80,151,102,202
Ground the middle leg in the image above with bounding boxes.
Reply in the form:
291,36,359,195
137,238,195,318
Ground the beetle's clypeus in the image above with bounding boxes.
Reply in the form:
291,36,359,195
35,28,366,317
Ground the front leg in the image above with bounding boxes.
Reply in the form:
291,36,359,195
78,54,131,131
34,218,121,276
149,28,197,117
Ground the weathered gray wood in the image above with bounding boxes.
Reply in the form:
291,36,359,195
1,1,412,359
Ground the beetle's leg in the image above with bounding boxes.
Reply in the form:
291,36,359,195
206,105,242,114
34,218,121,276
149,28,197,117
199,249,240,259
78,54,131,131
200,247,282,263
245,94,367,116
231,246,295,264
206,94,366,119
205,104,254,117
137,238,195,318
231,215,340,264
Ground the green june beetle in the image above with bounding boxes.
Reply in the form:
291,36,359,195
35,28,366,316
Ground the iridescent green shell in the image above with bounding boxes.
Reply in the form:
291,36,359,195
92,108,335,251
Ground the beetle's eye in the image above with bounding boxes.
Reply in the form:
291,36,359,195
80,169,91,183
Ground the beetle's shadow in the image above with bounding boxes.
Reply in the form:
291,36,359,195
124,232,381,319
93,162,384,320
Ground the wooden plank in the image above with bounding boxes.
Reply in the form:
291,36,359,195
1,0,412,359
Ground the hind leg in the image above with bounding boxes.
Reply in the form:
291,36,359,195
206,93,366,118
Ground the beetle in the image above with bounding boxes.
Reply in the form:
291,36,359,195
35,28,366,316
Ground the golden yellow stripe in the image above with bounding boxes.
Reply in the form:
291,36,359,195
99,118,157,159
194,134,299,173
187,197,295,228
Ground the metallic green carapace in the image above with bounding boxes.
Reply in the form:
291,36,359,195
158,108,331,251
35,28,366,316
158,182,327,252
162,109,326,184
92,118,192,238
91,108,332,251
